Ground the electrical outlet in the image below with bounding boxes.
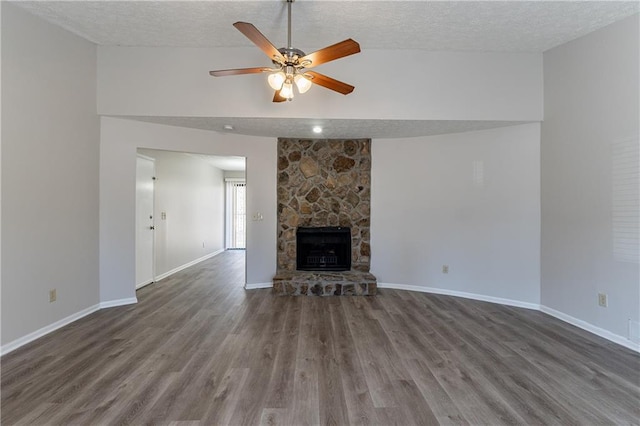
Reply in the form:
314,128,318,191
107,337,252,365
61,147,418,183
442,265,449,274
598,293,608,307
49,289,57,303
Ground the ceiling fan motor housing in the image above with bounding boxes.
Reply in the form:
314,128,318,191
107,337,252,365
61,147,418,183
276,47,306,65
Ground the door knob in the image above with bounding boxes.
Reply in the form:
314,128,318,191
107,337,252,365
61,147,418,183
150,226,155,230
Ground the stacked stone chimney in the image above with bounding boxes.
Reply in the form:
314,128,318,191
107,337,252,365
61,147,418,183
273,138,376,296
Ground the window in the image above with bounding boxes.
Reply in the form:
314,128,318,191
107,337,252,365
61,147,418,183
226,179,246,249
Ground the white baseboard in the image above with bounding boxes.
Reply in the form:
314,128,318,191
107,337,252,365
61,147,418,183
154,249,224,282
377,282,639,353
100,297,138,309
0,251,226,357
1,303,101,356
377,282,540,310
5,280,636,356
245,282,273,290
0,297,139,356
540,305,640,353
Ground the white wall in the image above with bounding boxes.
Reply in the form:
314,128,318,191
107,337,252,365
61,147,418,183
541,15,639,341
138,150,225,277
0,1,4,347
1,3,99,345
372,124,541,305
100,117,276,303
97,47,542,122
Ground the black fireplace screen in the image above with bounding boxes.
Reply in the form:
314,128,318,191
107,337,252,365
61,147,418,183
296,227,351,271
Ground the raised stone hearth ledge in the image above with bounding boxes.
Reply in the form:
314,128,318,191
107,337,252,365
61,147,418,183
273,270,377,296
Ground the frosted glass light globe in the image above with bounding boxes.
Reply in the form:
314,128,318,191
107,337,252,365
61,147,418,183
267,72,286,90
294,74,312,93
280,81,294,99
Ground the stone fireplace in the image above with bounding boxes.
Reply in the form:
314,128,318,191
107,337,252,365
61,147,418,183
272,138,377,296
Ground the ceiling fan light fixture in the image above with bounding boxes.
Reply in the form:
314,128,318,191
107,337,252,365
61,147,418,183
268,71,286,90
294,74,312,93
209,0,360,102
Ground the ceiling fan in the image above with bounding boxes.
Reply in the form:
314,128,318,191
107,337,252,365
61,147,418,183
209,0,360,102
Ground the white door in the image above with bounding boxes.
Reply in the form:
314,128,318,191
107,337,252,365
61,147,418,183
136,155,155,288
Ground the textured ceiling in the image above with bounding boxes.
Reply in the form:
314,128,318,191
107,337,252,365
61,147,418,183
13,1,639,52
13,1,639,139
119,116,531,139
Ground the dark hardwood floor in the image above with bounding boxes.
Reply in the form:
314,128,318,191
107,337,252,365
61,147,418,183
2,250,639,425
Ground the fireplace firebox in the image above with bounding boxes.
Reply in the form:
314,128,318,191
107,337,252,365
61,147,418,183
296,227,351,271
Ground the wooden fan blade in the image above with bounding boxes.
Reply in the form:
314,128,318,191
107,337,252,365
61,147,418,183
305,71,355,95
209,67,267,77
299,39,360,68
233,22,285,63
273,90,287,103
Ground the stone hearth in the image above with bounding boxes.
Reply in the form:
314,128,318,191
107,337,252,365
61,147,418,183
273,271,377,296
274,138,377,296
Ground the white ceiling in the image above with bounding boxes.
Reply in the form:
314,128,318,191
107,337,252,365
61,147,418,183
187,153,246,171
14,1,639,52
122,116,531,139
13,0,639,138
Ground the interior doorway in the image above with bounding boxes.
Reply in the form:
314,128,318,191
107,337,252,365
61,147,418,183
134,149,247,290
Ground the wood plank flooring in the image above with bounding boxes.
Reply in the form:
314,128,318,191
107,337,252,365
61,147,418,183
2,250,639,425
